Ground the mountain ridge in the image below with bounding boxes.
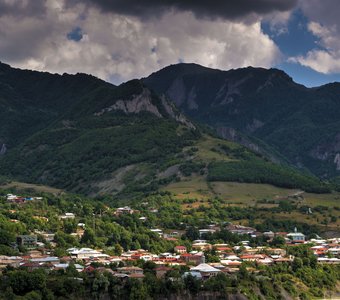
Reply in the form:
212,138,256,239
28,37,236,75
144,63,340,178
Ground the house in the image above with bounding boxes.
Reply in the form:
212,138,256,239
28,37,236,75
199,229,216,238
257,257,274,265
274,257,293,263
117,266,143,275
155,266,172,278
223,254,241,261
27,250,44,258
327,247,340,256
213,244,232,253
174,246,187,254
20,262,46,271
67,248,110,259
220,260,242,268
263,231,275,239
267,248,286,257
183,271,202,279
6,194,26,203
150,229,163,236
53,263,70,271
17,235,37,248
0,256,22,269
7,194,26,204
180,253,205,265
7,194,18,201
190,263,221,278
30,257,60,265
163,231,181,239
59,213,75,220
35,231,55,242
287,228,305,242
192,242,212,251
115,206,134,215
240,254,267,261
226,224,256,235
317,257,340,264
169,231,181,237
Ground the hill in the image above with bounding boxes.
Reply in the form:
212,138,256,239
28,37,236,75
144,63,340,178
0,62,199,196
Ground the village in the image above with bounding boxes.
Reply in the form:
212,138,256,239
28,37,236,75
1,194,340,281
1,237,340,280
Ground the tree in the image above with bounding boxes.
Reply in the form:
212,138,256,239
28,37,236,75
128,279,149,300
92,274,109,299
185,227,199,241
292,258,303,272
270,236,286,247
113,243,123,256
81,228,96,245
238,264,249,279
142,261,156,276
184,274,200,295
7,269,46,295
22,290,42,300
204,273,230,293
0,228,15,245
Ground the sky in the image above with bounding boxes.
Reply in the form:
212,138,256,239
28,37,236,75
1,0,340,87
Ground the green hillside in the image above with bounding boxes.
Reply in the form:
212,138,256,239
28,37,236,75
0,62,335,199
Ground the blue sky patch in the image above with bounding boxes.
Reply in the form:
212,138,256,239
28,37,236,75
262,9,340,87
262,9,322,57
67,27,83,42
276,61,340,88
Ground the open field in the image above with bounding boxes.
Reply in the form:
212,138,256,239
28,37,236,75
211,182,301,205
164,178,340,207
163,178,340,232
190,134,237,162
0,181,63,195
162,176,213,201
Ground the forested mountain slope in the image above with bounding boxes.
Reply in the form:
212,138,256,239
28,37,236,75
0,62,332,197
145,63,340,178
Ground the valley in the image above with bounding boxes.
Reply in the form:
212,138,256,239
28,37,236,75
0,62,339,299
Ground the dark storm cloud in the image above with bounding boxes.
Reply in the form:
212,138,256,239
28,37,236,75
75,0,298,20
0,0,46,17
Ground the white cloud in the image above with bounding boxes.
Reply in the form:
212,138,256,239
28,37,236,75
0,0,281,83
290,50,340,74
291,0,340,74
290,21,340,74
263,10,292,36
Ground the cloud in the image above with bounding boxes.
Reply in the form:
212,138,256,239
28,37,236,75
0,0,281,83
73,0,297,22
0,0,46,17
290,50,340,74
299,0,339,29
290,0,340,74
263,11,292,36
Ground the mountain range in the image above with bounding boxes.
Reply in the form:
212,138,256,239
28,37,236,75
0,61,339,197
145,63,340,178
